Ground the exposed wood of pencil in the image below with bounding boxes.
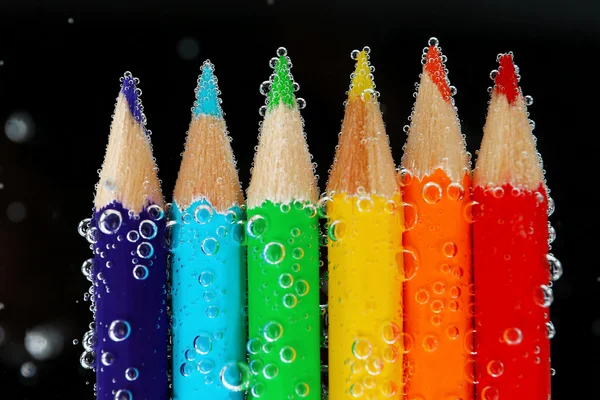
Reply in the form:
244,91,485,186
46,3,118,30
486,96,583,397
173,115,243,212
401,52,469,179
94,93,164,212
473,90,543,188
247,103,318,207
326,61,397,196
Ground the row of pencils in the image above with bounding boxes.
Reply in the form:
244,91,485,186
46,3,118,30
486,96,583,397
78,38,561,400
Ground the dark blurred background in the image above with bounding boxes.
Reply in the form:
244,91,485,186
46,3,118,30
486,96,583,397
0,0,595,398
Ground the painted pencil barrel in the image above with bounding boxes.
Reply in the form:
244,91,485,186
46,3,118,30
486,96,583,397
170,199,247,399
473,184,551,399
92,202,168,400
327,194,404,400
247,200,321,399
401,170,474,399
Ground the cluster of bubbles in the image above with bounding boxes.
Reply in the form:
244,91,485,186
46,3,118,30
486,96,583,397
77,203,166,398
258,47,305,117
345,327,401,398
119,72,148,127
402,37,464,143
347,46,381,104
192,60,224,115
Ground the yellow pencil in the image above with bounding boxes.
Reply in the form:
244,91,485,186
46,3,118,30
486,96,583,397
326,47,405,399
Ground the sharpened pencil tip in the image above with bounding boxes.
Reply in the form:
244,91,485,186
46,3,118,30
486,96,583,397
349,47,375,101
265,47,297,111
193,60,223,118
119,72,146,126
494,53,520,104
424,40,452,102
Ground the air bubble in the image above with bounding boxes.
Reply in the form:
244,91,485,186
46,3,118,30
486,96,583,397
180,362,193,376
352,339,372,359
80,350,96,369
297,98,307,109
328,220,347,242
206,305,219,318
422,182,442,204
447,182,465,201
147,204,164,220
547,254,563,281
381,322,400,344
525,95,534,106
78,218,91,237
81,259,94,281
428,37,439,47
356,197,374,212
247,338,262,355
350,50,360,60
481,386,499,400
278,273,293,288
295,382,310,397
198,360,214,374
283,294,297,308
280,346,296,363
415,289,429,304
263,242,285,264
443,242,458,257
139,220,157,239
127,230,139,242
350,383,364,398
247,215,267,238
490,70,498,80
194,333,212,354
423,335,438,352
108,320,131,342
195,205,213,224
546,321,556,339
487,360,504,377
503,327,523,345
219,361,250,391
295,280,309,296
259,81,271,96
125,367,139,381
262,363,279,379
137,242,154,259
199,271,213,287
99,209,122,234
534,284,554,307
276,47,287,57
263,322,283,342
114,389,132,400
201,237,219,256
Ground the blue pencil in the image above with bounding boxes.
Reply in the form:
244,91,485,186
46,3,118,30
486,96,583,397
83,72,168,399
170,61,247,399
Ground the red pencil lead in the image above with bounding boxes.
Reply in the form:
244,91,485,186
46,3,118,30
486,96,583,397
424,42,452,102
494,53,520,104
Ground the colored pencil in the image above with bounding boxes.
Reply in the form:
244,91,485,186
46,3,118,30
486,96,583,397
170,61,247,398
400,38,474,399
88,72,168,400
246,47,321,400
473,53,555,399
326,48,404,400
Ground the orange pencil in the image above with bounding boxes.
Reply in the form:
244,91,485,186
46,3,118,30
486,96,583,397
400,38,474,399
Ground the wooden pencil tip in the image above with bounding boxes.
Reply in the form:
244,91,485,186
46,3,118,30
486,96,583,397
493,53,520,105
348,46,375,101
424,38,452,102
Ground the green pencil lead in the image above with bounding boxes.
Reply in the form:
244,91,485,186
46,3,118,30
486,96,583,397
259,47,306,115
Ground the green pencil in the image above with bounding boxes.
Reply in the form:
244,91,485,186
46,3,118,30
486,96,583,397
246,47,321,399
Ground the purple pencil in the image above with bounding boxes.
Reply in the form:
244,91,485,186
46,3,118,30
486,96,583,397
81,72,168,400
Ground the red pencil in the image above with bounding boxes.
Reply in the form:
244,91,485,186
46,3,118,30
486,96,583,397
472,53,558,399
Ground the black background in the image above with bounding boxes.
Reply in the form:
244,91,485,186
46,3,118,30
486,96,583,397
0,0,596,398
